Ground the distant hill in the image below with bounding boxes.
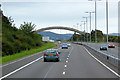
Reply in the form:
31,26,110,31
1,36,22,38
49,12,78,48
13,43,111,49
104,33,120,36
109,33,120,36
37,31,73,41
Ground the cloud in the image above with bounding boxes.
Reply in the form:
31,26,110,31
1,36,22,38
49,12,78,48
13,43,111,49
1,1,118,34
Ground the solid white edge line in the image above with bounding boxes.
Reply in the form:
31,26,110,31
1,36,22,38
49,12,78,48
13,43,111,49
1,51,43,67
84,47,120,78
0,56,43,79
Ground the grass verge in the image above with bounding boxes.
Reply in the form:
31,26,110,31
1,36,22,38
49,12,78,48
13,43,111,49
1,42,56,64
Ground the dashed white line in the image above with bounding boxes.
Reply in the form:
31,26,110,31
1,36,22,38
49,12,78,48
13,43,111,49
0,56,43,79
63,72,66,75
64,65,67,68
66,61,68,63
67,58,68,60
84,47,120,78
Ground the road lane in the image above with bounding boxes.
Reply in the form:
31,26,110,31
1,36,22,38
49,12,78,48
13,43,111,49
82,42,118,58
2,51,44,77
6,46,72,78
2,43,61,77
2,43,118,79
63,44,117,78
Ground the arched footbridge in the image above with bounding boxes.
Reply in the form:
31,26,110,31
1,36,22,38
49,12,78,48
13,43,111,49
35,26,84,34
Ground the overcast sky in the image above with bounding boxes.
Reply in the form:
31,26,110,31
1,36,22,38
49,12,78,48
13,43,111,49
1,0,119,34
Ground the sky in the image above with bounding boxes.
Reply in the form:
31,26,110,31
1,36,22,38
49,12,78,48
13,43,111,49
1,0,119,34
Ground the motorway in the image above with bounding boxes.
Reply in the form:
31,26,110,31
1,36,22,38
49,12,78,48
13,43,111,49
1,43,119,79
81,42,119,58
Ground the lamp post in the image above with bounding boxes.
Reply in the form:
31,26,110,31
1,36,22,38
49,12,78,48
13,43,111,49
106,0,109,43
81,21,86,42
88,0,101,43
83,17,88,43
85,11,95,42
80,24,82,42
76,23,79,42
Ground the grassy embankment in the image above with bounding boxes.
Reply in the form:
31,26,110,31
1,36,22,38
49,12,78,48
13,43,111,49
1,42,56,64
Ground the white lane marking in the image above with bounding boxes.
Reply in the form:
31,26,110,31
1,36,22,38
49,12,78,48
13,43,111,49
67,58,68,60
1,52,43,68
84,47,120,78
68,45,73,57
63,72,66,75
0,56,43,79
64,65,67,68
66,61,68,63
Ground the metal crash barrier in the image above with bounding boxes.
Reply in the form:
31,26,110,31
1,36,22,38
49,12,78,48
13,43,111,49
74,42,120,68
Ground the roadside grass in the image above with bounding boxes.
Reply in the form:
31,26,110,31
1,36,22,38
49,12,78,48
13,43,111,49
1,42,56,64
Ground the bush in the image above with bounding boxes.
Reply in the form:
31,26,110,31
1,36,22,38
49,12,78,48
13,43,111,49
2,15,45,56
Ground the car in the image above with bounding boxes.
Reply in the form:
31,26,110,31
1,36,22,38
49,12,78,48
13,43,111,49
108,43,115,48
44,49,59,62
62,43,68,49
100,44,107,50
51,49,61,54
67,43,71,47
58,41,61,44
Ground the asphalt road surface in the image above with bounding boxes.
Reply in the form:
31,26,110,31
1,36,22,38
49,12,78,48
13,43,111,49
81,42,119,58
1,44,118,79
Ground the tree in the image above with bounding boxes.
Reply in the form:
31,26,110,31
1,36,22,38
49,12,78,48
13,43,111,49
20,22,36,33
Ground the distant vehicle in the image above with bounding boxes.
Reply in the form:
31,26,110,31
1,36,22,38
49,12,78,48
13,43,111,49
62,43,68,49
100,44,107,50
44,49,59,62
58,41,61,44
52,49,61,54
108,43,115,48
67,43,71,47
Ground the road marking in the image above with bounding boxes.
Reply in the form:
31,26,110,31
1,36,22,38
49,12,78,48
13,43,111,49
67,58,68,60
64,65,67,68
63,72,66,75
0,56,43,79
84,47,120,78
66,61,68,63
1,52,43,68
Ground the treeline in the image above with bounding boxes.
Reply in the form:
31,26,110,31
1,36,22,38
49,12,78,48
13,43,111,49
70,30,119,43
2,15,45,56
